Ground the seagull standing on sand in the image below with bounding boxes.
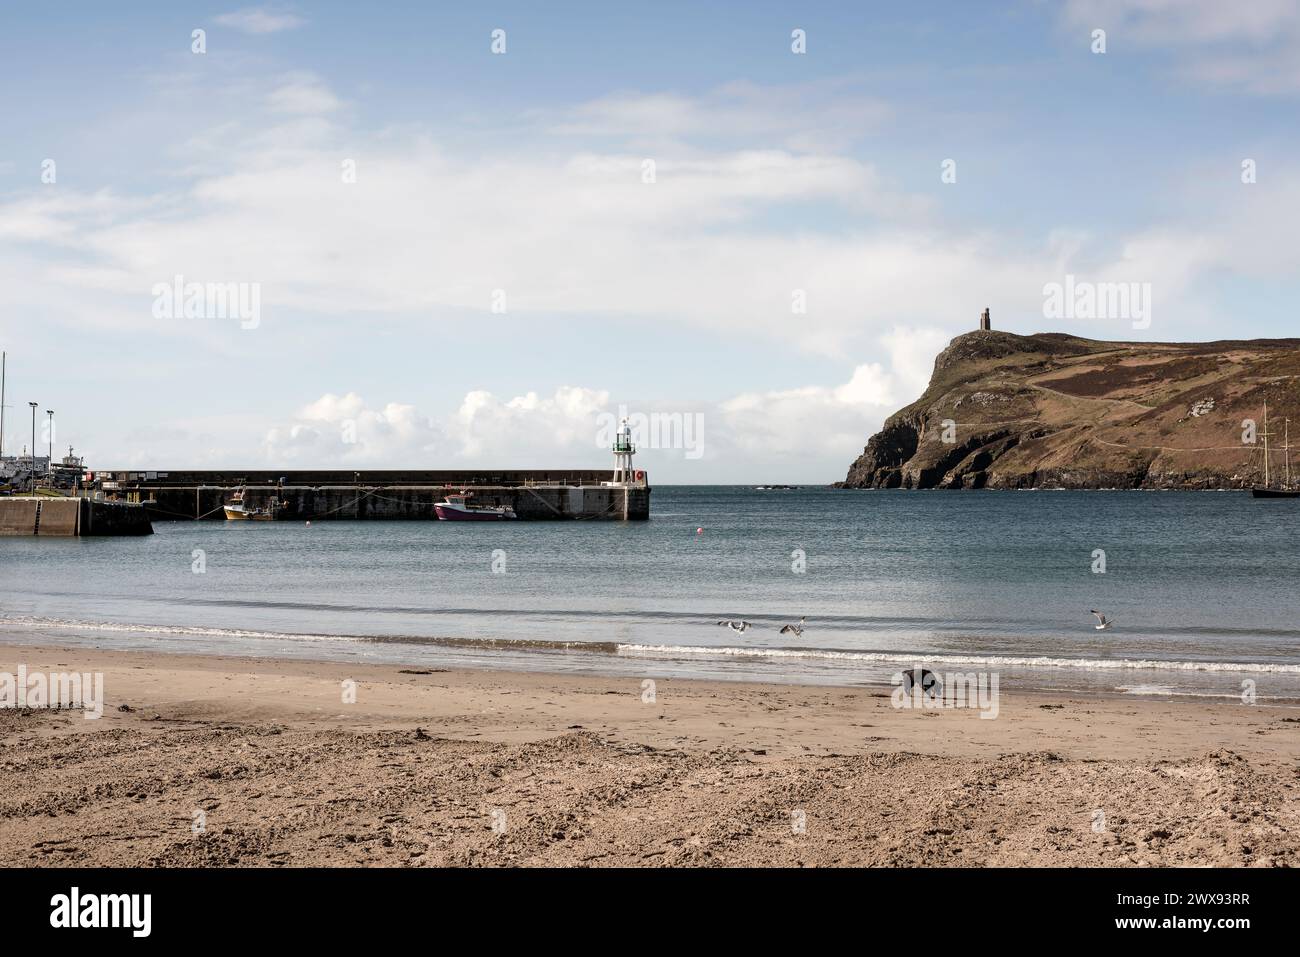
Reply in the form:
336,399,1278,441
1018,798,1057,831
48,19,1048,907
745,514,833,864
1089,610,1115,630
900,667,941,698
779,617,806,637
716,619,751,633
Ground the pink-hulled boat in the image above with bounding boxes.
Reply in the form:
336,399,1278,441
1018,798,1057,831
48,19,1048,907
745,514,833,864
434,492,517,521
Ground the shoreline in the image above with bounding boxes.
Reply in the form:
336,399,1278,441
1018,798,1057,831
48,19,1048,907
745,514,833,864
3,641,1299,866
4,622,1296,703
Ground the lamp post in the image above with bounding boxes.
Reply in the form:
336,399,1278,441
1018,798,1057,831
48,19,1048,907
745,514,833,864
46,410,54,477
28,402,37,471
1,350,7,459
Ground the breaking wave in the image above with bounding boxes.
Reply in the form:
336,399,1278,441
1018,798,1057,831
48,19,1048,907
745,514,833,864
613,643,1300,674
4,615,1298,675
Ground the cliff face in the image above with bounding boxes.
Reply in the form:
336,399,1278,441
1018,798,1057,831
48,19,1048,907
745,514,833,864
840,330,1300,490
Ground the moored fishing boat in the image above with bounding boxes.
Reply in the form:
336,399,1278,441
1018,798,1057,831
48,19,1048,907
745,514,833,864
434,492,517,521
223,488,285,520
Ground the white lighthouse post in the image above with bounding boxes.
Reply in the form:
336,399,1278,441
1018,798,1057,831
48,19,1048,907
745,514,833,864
603,418,644,487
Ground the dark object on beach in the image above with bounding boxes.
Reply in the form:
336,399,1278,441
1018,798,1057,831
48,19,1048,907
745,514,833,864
899,667,942,699
398,669,434,675
414,727,431,740
117,704,133,712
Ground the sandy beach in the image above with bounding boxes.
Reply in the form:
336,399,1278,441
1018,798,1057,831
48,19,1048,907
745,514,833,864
1,642,1298,867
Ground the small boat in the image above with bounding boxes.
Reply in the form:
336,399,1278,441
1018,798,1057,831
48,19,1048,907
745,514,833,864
434,492,517,521
224,488,283,521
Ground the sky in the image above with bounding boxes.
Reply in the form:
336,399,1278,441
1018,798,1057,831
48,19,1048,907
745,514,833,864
0,0,1297,482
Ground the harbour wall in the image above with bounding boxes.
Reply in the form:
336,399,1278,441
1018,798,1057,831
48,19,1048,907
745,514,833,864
96,469,617,487
0,496,154,536
93,470,650,521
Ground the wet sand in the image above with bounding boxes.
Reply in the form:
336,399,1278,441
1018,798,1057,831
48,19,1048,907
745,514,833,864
1,643,1298,866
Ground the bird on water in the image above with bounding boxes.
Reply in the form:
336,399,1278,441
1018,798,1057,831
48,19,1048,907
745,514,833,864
1089,610,1114,630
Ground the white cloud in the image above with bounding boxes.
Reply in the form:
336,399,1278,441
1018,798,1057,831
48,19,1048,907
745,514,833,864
264,392,443,463
214,8,305,35
547,80,893,152
450,386,612,460
256,329,943,481
266,72,342,115
0,141,1103,357
4,72,1289,359
0,190,147,243
1063,0,1299,44
719,374,887,463
0,113,956,355
716,328,943,466
1062,0,1300,94
879,326,952,395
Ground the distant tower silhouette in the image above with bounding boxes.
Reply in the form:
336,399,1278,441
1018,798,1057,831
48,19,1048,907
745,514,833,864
979,307,991,331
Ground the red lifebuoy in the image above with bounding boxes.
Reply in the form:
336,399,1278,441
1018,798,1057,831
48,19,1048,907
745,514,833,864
635,470,645,481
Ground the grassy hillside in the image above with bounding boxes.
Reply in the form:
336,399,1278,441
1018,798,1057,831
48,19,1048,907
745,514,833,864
841,331,1300,489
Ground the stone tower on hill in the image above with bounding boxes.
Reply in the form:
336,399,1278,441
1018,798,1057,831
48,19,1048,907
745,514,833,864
979,307,991,331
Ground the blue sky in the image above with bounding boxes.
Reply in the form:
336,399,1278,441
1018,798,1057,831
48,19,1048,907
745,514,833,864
1,1,1298,481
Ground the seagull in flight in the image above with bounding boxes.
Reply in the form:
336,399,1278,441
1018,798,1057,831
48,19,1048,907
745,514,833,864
779,617,806,637
716,619,751,633
1089,610,1115,630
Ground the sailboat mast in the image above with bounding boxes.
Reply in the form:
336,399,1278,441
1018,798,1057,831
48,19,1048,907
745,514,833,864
1263,401,1271,488
0,350,5,460
1287,418,1292,490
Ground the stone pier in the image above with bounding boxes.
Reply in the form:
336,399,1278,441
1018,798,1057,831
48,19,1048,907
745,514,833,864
91,469,651,521
0,496,154,536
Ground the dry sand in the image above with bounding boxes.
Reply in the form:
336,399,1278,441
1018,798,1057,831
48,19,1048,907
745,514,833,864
1,643,1298,867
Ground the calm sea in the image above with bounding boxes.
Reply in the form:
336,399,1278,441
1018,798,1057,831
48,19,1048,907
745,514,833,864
3,487,1299,699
